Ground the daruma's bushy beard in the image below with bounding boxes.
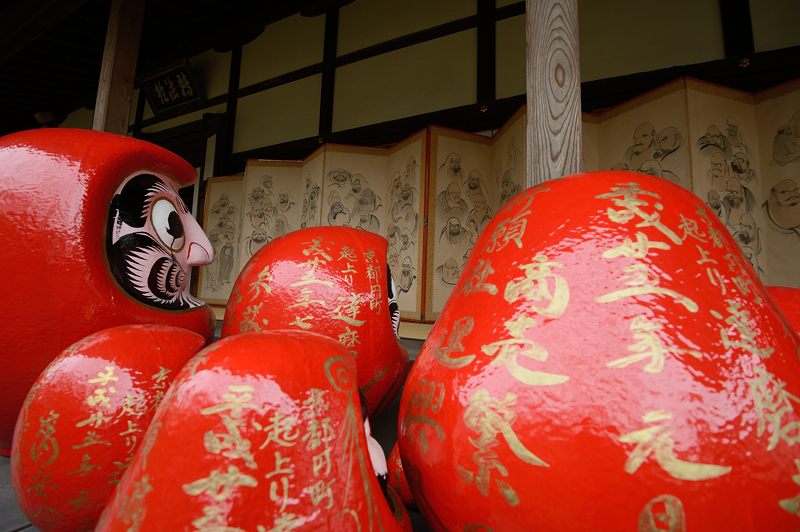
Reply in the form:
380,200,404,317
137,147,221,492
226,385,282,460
113,232,203,310
387,265,400,337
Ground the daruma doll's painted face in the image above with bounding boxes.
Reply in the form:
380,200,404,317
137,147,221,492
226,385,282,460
0,128,215,452
107,172,213,310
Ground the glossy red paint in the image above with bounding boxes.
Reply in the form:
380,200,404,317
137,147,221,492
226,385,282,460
387,442,415,508
0,129,215,453
96,330,403,531
385,485,413,531
10,324,205,531
398,171,800,530
221,227,408,415
767,285,800,337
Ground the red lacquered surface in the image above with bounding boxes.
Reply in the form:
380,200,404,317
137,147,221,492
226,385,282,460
10,324,205,531
387,442,415,508
767,285,800,337
0,129,215,452
385,485,413,531
96,330,402,531
398,171,800,530
221,227,408,414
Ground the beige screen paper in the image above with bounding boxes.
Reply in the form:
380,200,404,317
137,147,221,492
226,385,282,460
240,160,303,263
198,175,245,305
756,81,800,287
687,82,767,278
427,127,493,318
386,132,425,319
301,148,325,229
597,81,691,190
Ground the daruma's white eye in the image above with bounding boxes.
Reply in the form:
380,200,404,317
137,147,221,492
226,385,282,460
151,198,185,252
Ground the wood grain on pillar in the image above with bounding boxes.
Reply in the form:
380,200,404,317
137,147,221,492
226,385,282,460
92,0,145,135
526,0,581,186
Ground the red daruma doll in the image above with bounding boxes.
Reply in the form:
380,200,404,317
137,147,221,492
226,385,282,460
0,129,215,453
96,331,408,530
222,227,408,415
399,171,800,531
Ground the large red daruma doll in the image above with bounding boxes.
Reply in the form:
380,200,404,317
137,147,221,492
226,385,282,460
399,171,800,530
0,129,215,453
222,227,408,415
11,324,206,531
96,331,406,530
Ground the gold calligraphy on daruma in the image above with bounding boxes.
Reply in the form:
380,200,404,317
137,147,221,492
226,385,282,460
619,410,731,481
480,254,570,386
458,389,547,507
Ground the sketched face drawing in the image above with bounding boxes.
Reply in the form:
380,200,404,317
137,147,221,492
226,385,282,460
731,152,751,176
466,171,482,191
401,183,414,203
446,182,461,207
273,215,288,237
448,217,462,237
251,226,268,245
277,189,293,212
440,258,459,284
654,127,681,159
709,153,726,179
329,169,350,187
392,175,402,200
388,249,399,273
631,122,655,155
250,206,268,227
723,179,745,209
775,179,800,207
250,186,266,206
501,171,517,201
735,212,757,245
400,257,414,292
766,178,800,233
351,175,363,195
446,153,462,176
359,188,378,212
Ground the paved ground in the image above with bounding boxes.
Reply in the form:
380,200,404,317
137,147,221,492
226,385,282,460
0,337,426,531
0,456,34,532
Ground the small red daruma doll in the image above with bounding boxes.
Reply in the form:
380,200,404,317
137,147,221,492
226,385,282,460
222,227,408,414
399,171,800,530
10,324,206,531
0,129,215,453
96,330,405,531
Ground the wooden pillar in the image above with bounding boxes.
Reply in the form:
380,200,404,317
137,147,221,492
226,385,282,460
92,0,145,134
525,0,582,186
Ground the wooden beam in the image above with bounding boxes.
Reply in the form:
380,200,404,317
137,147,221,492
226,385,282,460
92,0,145,134
719,0,754,59
218,45,242,175
319,9,339,140
477,0,496,104
525,0,582,185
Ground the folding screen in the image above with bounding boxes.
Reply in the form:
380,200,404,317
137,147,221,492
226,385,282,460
198,175,245,305
586,77,800,289
755,80,800,287
426,107,527,318
199,131,427,320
